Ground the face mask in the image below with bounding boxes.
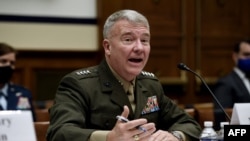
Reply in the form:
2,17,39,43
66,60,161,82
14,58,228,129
237,58,250,77
0,66,14,84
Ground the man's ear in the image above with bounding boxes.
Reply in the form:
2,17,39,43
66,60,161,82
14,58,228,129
232,52,238,64
103,39,111,55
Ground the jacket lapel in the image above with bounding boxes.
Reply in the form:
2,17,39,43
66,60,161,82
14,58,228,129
98,60,135,118
134,81,149,118
110,87,135,118
232,71,250,96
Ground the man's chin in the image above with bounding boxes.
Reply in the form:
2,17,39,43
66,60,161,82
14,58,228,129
129,69,143,76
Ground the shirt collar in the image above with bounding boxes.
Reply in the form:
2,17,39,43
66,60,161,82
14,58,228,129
0,83,9,97
107,63,135,92
234,67,246,79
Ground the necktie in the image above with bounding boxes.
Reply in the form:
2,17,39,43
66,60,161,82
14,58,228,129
127,83,135,112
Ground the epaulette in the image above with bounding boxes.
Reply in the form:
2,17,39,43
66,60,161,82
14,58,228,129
74,67,98,79
75,70,91,76
138,71,157,79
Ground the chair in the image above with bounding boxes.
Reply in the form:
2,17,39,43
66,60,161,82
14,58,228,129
193,102,214,109
184,108,195,118
44,100,54,109
194,107,214,128
178,104,195,118
193,103,232,128
33,100,54,109
193,103,214,128
34,121,49,141
35,109,50,121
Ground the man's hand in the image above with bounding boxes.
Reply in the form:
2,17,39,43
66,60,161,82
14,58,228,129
107,105,156,141
149,130,180,141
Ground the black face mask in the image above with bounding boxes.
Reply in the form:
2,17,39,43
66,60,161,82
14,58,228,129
0,66,14,84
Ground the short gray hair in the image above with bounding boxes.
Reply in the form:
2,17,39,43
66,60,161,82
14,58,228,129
103,9,150,39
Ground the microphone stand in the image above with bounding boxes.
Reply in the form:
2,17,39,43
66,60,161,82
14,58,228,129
178,63,231,121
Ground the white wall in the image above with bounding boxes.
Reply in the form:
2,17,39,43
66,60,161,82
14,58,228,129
0,0,96,18
0,0,98,51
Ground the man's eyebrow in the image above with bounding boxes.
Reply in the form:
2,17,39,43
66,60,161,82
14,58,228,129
121,32,133,36
143,33,150,37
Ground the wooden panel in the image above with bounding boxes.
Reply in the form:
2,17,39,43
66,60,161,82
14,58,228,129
11,68,25,86
125,0,182,35
12,51,99,100
97,0,126,52
197,0,250,84
5,0,250,107
200,38,236,77
200,0,250,37
35,69,73,100
124,0,185,82
145,40,182,77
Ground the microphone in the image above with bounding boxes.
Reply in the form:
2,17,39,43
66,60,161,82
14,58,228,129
177,63,231,121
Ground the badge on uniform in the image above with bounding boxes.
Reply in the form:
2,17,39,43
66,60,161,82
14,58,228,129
141,96,160,115
17,97,31,110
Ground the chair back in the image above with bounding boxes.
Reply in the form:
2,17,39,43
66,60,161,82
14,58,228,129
185,108,195,118
34,121,49,141
193,103,232,128
193,103,214,128
35,109,50,121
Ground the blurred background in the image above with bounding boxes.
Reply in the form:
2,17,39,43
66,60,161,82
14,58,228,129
0,0,249,106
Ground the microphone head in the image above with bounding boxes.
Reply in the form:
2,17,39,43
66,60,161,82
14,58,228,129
177,63,189,71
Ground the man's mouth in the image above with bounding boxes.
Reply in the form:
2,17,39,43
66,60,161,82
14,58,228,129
128,58,143,63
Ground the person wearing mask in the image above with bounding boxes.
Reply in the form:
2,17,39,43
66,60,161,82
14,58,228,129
213,39,250,129
0,42,36,121
47,9,201,141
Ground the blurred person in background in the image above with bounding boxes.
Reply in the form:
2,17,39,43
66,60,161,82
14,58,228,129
0,42,36,121
213,39,250,129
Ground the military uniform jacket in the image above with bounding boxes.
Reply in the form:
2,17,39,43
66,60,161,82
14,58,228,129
1,83,36,121
47,60,201,141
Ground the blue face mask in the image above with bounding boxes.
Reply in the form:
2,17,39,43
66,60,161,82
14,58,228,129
237,58,250,76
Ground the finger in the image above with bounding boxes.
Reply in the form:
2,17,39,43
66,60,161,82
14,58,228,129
136,123,156,139
121,105,130,118
116,105,130,125
149,130,169,141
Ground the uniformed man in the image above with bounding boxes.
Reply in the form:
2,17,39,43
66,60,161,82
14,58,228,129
47,9,201,141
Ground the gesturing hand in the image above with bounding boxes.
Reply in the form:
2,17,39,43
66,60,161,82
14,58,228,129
107,105,156,141
149,130,180,141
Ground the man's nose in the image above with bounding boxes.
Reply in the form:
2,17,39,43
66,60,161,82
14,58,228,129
134,40,144,51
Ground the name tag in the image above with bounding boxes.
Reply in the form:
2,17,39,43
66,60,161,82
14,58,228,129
0,111,36,141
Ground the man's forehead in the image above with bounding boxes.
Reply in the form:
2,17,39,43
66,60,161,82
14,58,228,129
118,25,150,35
0,53,15,59
114,20,149,29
